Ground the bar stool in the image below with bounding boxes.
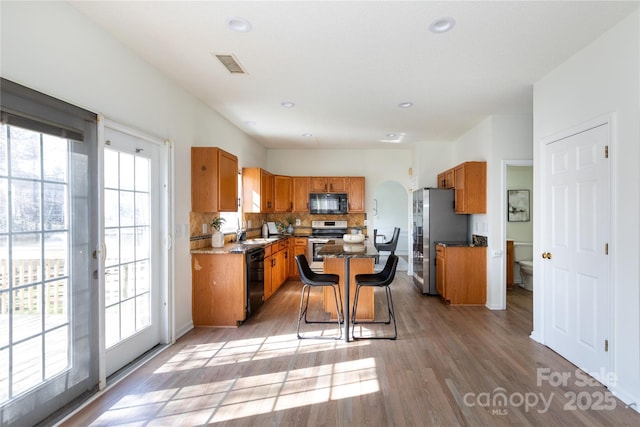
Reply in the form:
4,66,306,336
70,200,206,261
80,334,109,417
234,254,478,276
351,254,399,340
295,254,343,339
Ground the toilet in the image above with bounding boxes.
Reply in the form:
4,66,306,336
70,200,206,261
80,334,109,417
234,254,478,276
513,243,533,291
518,260,534,291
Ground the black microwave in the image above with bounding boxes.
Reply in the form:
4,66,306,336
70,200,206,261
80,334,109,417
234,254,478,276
309,193,348,215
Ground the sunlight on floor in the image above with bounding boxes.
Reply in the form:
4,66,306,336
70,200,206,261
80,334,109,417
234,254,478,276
92,334,378,425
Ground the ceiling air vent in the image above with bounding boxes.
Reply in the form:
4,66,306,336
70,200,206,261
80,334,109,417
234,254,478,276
214,54,246,74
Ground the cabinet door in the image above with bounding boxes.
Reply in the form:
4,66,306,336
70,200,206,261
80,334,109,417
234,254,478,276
454,164,466,213
261,169,274,212
191,147,238,212
310,177,328,192
274,175,292,212
347,177,365,212
291,242,306,278
328,177,347,192
292,177,310,212
264,253,273,300
436,249,446,298
218,149,239,212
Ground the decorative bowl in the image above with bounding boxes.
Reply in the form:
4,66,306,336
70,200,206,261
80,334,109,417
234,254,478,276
343,234,365,243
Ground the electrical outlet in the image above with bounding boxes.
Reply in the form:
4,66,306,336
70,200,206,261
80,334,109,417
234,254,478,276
202,223,207,234
295,218,301,226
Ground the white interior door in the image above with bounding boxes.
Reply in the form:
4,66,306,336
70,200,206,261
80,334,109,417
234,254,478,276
102,124,167,377
542,121,610,381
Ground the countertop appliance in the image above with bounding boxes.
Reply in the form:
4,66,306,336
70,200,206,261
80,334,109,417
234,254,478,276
309,193,348,215
246,246,265,317
413,188,469,295
308,220,348,272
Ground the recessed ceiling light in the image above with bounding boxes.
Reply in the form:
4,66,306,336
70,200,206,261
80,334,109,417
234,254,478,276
429,17,456,34
302,133,313,137
386,133,397,138
226,16,252,32
281,101,295,108
398,102,413,108
243,121,256,127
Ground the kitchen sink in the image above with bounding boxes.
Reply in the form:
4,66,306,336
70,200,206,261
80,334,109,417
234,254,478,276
242,238,279,245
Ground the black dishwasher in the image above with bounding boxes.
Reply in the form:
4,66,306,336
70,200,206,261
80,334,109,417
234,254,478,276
246,247,265,318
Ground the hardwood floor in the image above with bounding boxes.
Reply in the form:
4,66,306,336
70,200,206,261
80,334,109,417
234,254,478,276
62,274,640,426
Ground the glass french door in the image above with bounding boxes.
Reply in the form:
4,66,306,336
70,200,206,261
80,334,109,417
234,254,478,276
102,124,167,377
0,122,98,426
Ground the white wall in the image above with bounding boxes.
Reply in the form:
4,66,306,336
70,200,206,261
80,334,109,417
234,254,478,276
0,1,267,337
450,114,533,309
533,9,639,407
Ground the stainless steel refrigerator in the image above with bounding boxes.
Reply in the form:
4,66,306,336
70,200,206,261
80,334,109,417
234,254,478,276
412,188,469,295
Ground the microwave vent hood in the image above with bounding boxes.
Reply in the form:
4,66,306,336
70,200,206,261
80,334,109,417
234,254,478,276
309,193,348,215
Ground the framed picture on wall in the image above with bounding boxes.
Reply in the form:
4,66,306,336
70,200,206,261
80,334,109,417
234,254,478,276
508,190,530,222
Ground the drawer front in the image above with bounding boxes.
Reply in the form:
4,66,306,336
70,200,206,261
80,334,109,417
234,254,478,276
294,237,307,246
278,240,288,251
264,244,272,257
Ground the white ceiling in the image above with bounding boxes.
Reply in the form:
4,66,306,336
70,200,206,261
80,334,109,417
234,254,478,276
70,1,638,149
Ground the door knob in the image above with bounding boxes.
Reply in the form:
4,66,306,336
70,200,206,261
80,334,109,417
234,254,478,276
541,252,553,259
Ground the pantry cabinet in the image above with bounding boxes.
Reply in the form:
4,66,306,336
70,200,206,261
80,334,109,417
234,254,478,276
242,167,274,213
191,147,238,212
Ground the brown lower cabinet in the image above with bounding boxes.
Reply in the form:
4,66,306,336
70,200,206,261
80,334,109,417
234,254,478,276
192,253,246,327
436,244,486,305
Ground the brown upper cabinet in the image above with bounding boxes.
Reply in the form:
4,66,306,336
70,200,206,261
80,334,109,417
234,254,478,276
292,176,310,212
310,176,347,193
273,175,293,212
347,177,365,213
242,167,274,213
437,161,486,214
191,147,238,212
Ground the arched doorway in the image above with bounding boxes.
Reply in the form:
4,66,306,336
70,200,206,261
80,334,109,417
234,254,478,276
372,180,409,270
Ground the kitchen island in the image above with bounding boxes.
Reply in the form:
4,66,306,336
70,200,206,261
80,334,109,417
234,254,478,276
318,239,378,342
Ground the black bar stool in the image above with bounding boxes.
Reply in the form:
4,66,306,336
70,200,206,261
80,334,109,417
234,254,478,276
295,254,343,339
351,254,399,340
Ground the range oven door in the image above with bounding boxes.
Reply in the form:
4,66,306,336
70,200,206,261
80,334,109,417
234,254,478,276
308,238,329,272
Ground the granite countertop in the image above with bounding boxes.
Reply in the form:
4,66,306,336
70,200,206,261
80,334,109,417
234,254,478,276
318,239,378,258
191,234,307,254
436,241,484,248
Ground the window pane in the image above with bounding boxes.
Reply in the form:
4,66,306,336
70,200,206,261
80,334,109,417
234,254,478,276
12,337,42,396
136,260,150,295
0,348,7,402
0,178,7,233
105,267,120,306
104,189,119,228
119,153,134,191
119,191,134,227
0,236,7,290
135,192,149,226
104,228,120,267
135,227,149,260
104,149,119,189
12,284,42,342
120,263,135,300
11,180,41,232
44,327,69,379
42,135,68,182
136,293,150,330
120,227,135,264
9,127,40,179
105,304,120,348
12,234,41,287
135,156,149,192
120,298,136,340
44,232,68,278
44,279,68,330
43,182,67,231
